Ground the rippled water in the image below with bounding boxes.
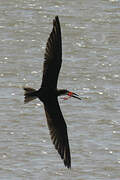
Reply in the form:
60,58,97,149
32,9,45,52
0,0,120,179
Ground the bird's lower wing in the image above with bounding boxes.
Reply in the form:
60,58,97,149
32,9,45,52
44,99,71,168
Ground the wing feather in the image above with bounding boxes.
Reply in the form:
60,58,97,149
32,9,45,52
44,99,71,168
41,16,62,89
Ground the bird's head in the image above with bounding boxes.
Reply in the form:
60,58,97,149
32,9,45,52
57,89,81,100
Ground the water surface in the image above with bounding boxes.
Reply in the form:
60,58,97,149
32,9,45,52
0,0,120,179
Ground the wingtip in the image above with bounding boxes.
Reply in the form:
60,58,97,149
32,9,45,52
64,151,71,169
53,16,60,24
64,161,71,169
55,16,59,20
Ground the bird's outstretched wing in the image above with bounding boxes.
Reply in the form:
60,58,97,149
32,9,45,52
41,16,62,89
44,99,71,168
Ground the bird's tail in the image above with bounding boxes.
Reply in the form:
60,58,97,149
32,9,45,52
23,87,38,103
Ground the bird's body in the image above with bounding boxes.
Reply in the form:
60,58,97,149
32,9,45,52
23,16,81,169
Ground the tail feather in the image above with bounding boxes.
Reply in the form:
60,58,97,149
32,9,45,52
23,87,37,103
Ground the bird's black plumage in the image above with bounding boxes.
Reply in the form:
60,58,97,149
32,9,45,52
23,16,81,169
44,99,71,168
41,16,62,89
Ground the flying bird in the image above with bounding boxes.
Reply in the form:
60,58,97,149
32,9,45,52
23,16,81,169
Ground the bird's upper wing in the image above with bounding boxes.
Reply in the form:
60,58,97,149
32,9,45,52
44,99,71,168
41,16,62,89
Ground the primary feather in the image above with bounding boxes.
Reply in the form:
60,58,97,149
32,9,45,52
41,16,62,89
